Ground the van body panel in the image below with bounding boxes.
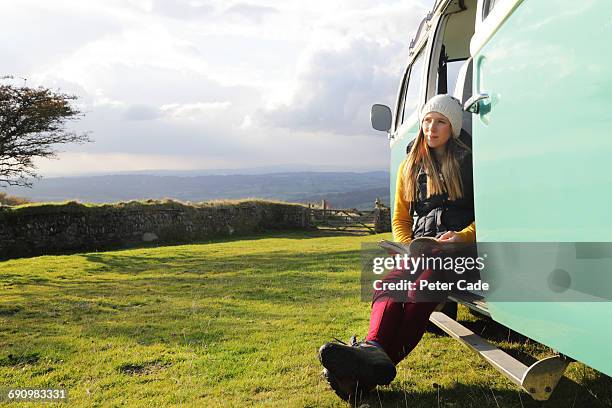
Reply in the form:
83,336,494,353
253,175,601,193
471,0,612,376
388,0,612,377
471,0,525,55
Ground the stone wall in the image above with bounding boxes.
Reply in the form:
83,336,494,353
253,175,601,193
0,200,311,259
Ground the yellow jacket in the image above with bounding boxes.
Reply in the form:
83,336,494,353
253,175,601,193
392,159,476,244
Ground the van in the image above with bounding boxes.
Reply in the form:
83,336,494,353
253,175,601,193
370,0,612,400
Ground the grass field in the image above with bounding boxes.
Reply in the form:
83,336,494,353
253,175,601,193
1,231,611,407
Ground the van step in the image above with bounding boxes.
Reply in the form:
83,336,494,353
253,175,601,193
429,311,570,401
448,290,489,316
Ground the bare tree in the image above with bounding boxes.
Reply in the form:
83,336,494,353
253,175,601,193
0,78,90,186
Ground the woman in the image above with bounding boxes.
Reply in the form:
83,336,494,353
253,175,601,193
318,94,476,401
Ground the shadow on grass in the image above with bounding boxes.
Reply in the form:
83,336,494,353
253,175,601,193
403,313,612,407
326,370,612,408
449,313,542,367
2,228,380,261
353,375,612,408
79,246,362,276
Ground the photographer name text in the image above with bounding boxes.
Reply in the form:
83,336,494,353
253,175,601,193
373,279,489,292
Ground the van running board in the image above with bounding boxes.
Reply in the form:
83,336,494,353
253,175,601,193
448,291,490,317
429,311,571,401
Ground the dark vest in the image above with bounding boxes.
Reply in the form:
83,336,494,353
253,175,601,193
406,130,475,239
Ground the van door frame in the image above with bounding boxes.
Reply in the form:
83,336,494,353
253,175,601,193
390,13,446,149
390,41,429,146
425,11,449,103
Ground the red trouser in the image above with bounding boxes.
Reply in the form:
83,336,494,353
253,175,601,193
365,268,440,365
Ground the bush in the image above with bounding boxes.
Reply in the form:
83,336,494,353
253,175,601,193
0,192,30,206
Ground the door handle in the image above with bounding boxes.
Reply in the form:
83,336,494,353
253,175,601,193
464,93,490,114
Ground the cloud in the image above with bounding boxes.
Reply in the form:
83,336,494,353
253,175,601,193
161,102,232,120
0,0,124,74
47,60,259,111
223,3,279,24
149,1,279,25
32,152,234,176
151,0,215,20
260,38,402,136
29,64,264,164
66,103,247,157
257,2,427,136
123,104,162,121
4,0,433,177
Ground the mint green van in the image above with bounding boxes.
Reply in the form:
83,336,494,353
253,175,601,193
371,0,612,400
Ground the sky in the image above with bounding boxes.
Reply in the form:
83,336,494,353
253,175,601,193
1,0,433,176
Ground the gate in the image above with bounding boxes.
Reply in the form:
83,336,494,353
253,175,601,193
309,208,376,233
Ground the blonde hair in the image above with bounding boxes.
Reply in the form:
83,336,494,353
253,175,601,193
403,128,471,203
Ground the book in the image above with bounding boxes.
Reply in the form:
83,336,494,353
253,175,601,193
378,236,440,256
378,239,410,255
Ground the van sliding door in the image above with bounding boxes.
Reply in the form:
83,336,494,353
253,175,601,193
470,0,612,377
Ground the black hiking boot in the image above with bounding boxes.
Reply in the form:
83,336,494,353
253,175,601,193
318,335,396,393
321,367,372,403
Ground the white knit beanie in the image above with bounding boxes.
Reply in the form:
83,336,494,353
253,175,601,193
419,94,463,138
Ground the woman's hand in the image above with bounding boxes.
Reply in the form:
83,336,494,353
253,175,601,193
437,231,463,243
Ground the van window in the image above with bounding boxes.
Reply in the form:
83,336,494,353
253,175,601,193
437,58,468,97
399,48,426,126
482,0,498,20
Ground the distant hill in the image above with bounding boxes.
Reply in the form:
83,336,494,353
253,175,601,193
5,171,391,209
41,164,383,178
293,187,389,210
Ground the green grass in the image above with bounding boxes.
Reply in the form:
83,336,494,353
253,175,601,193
0,231,610,407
